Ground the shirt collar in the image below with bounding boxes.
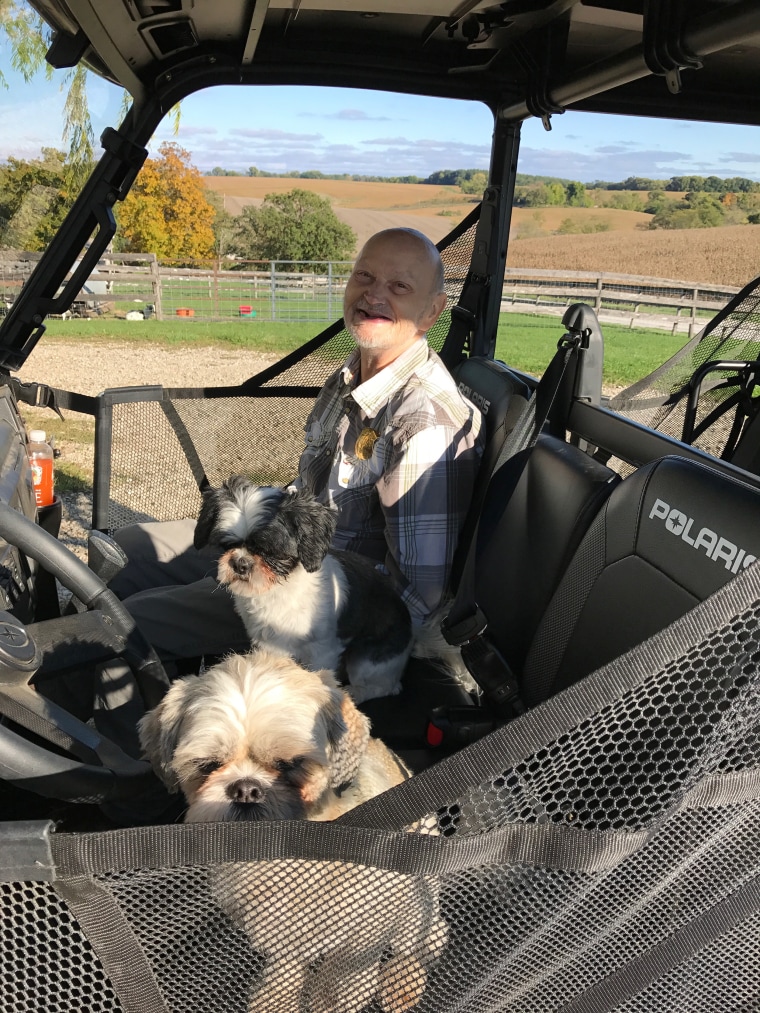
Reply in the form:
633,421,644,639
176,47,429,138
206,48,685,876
341,339,429,417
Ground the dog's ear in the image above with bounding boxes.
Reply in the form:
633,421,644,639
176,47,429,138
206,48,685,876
138,678,196,791
319,682,371,789
193,486,222,550
282,488,337,572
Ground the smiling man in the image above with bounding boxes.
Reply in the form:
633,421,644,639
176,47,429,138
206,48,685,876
294,227,483,623
112,227,483,662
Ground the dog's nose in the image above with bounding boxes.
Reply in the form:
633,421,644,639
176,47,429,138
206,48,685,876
227,778,264,804
230,552,253,577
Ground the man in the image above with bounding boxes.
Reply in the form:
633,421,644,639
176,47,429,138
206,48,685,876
112,227,484,661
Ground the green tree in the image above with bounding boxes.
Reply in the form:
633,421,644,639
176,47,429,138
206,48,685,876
230,188,356,265
1,3,94,167
545,182,567,206
0,147,80,249
460,171,487,195
649,191,725,229
644,190,669,215
204,188,237,258
565,181,590,207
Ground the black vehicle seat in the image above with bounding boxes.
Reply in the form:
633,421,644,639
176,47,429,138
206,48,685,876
518,454,760,708
361,356,530,758
449,356,531,589
469,434,621,681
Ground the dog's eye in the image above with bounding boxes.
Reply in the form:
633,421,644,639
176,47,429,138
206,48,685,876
274,757,304,775
197,760,223,777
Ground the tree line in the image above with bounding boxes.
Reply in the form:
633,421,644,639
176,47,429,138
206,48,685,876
515,178,760,229
208,166,760,196
3,144,760,263
0,144,356,264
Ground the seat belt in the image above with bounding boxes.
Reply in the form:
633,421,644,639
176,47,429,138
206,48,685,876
436,331,582,732
440,188,499,364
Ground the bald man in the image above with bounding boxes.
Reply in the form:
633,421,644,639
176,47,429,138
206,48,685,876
113,228,484,660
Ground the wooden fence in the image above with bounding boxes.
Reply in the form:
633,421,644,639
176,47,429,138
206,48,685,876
0,253,740,335
500,267,737,337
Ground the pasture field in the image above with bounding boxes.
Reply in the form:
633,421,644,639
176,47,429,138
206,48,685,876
41,312,683,387
509,206,651,236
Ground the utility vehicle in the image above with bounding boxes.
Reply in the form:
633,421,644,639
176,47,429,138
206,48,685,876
1,2,760,1010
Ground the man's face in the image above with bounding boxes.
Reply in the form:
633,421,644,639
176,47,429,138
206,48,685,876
343,232,446,354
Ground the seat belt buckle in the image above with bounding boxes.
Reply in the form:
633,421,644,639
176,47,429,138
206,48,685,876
426,705,499,749
441,605,488,648
451,304,476,327
460,636,527,717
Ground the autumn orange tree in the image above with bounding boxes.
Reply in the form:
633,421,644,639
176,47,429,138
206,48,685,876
116,142,216,260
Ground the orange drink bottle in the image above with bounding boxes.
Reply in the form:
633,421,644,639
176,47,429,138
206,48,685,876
28,429,55,508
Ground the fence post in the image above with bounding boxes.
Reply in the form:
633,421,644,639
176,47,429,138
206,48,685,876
271,262,276,321
212,258,220,320
328,261,333,320
689,285,698,338
150,254,162,321
595,275,603,311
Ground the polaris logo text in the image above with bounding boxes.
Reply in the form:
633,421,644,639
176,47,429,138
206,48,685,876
649,498,756,574
458,382,490,416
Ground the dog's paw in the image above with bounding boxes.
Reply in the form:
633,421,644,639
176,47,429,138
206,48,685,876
379,955,428,1012
345,682,401,705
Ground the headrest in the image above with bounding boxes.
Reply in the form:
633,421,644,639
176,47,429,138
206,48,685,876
452,357,530,435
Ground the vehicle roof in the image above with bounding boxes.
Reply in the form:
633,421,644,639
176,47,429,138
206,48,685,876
28,0,760,127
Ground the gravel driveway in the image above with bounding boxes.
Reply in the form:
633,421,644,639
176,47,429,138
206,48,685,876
20,341,278,398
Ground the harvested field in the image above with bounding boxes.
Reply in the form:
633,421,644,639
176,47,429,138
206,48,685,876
204,176,475,252
508,224,760,288
204,176,469,209
510,206,651,236
204,176,760,287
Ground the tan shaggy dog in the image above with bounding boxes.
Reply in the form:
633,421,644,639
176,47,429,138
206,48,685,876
139,649,447,1013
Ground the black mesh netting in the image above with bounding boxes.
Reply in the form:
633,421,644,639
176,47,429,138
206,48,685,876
608,274,760,473
5,558,760,1012
102,215,481,534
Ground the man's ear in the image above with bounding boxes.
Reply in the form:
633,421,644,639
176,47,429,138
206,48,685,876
421,291,447,333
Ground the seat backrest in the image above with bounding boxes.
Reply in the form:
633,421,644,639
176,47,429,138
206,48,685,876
472,433,620,677
521,454,760,707
449,356,531,589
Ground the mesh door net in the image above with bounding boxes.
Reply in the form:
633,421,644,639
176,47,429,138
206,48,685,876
4,557,760,1012
608,273,760,470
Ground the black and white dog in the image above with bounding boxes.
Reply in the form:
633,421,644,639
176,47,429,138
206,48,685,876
194,476,418,703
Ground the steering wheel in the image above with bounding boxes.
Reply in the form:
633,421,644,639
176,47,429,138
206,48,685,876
0,502,171,805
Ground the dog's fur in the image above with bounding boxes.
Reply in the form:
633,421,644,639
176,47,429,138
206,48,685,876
193,477,416,703
138,648,411,823
138,650,447,1012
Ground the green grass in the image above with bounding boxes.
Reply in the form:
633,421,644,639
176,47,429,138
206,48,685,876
43,312,685,388
496,315,684,387
56,463,93,493
42,318,317,356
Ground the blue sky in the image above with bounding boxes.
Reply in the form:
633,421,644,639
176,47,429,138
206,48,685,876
2,57,760,183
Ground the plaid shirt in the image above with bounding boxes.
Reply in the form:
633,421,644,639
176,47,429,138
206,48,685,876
295,339,484,623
